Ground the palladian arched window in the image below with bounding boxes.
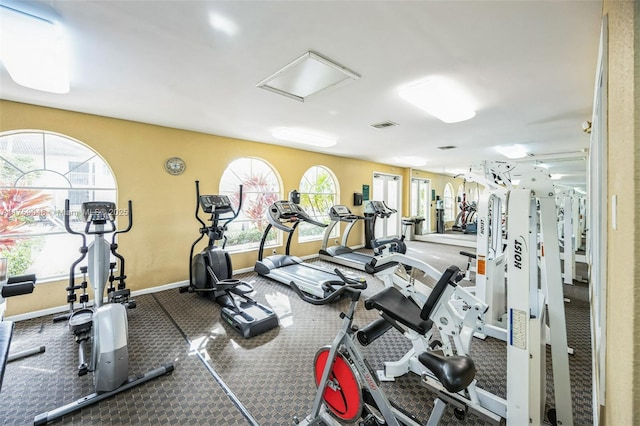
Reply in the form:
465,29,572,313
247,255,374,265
219,157,281,251
297,165,338,242
0,131,117,278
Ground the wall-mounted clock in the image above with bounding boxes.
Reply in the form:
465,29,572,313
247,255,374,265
164,157,186,175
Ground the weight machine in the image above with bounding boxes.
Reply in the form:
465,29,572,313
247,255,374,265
460,161,515,341
558,189,587,284
366,162,575,424
506,167,574,425
365,253,507,422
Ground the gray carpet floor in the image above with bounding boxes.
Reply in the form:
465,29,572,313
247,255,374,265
0,240,592,425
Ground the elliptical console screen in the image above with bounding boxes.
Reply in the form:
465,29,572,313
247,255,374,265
200,195,232,214
82,201,116,222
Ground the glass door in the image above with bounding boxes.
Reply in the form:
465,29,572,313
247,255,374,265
372,172,401,238
410,177,430,234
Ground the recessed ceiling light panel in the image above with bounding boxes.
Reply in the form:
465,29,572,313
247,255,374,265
496,144,528,159
257,51,360,102
393,156,426,167
272,127,337,148
208,12,238,36
0,4,70,94
399,76,475,123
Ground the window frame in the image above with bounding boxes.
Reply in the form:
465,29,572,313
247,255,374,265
443,183,454,221
297,165,339,243
0,130,117,280
218,157,282,252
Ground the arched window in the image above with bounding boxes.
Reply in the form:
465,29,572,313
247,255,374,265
0,131,117,279
219,157,281,251
298,165,338,242
443,183,454,221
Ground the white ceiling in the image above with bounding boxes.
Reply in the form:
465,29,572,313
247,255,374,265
0,0,602,189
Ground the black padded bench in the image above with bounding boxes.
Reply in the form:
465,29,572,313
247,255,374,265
363,265,460,334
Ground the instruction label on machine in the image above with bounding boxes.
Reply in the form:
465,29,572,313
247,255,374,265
509,308,527,350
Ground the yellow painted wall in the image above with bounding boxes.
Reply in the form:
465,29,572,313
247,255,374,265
601,1,639,425
0,100,412,316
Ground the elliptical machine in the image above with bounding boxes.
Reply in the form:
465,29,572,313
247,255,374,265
363,200,407,253
35,200,174,425
181,181,279,338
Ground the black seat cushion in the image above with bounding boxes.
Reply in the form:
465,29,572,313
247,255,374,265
364,287,433,334
418,351,477,393
0,321,14,392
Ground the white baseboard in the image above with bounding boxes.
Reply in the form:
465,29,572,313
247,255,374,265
7,254,334,322
5,279,189,322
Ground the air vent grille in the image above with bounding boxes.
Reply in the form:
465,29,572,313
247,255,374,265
370,121,398,129
437,145,457,150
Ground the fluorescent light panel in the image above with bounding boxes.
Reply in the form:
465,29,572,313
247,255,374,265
0,5,70,93
208,12,238,36
399,76,475,123
393,156,426,167
496,144,528,159
257,51,360,102
272,127,337,148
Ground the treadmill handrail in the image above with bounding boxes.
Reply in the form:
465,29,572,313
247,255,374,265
288,269,366,305
266,200,327,231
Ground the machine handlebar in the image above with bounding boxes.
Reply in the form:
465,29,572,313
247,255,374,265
288,268,366,305
289,280,362,305
113,200,133,239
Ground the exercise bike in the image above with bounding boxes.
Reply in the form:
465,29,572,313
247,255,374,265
34,200,174,425
180,181,279,338
291,266,484,426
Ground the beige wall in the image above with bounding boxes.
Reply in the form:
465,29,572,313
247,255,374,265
0,100,412,316
602,1,639,425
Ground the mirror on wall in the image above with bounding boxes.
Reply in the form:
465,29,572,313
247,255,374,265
410,177,430,235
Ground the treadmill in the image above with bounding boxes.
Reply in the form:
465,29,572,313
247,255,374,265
254,200,366,304
318,205,375,271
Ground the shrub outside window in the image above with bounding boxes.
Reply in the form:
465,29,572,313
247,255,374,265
0,131,117,279
219,158,281,251
297,166,338,242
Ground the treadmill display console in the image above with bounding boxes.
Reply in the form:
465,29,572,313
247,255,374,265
332,205,351,215
200,195,232,214
274,201,298,216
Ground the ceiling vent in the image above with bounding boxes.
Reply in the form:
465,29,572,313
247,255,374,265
370,121,398,129
437,145,457,150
